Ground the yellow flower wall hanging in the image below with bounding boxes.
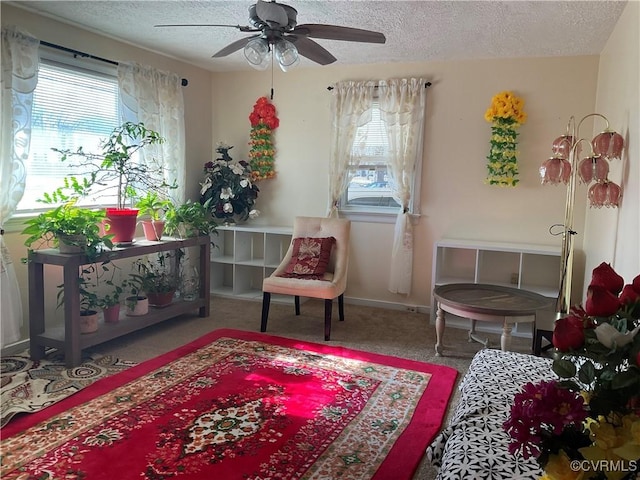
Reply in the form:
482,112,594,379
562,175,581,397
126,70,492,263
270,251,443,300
248,96,279,181
484,91,527,187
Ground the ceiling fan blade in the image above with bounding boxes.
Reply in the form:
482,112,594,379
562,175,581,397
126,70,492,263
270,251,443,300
155,24,257,33
287,35,336,65
256,0,289,27
293,24,386,44
212,35,260,58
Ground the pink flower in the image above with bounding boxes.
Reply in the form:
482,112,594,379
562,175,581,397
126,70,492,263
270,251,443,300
504,381,588,459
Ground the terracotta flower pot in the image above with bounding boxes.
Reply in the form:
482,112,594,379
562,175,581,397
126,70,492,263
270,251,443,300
141,220,165,241
147,290,175,308
103,304,121,323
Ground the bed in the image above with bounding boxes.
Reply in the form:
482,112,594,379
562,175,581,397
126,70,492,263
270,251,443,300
427,348,554,479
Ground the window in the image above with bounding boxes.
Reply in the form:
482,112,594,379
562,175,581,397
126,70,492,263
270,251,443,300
341,100,400,213
16,55,119,212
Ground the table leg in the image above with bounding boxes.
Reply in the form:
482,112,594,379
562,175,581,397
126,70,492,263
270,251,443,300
501,321,513,351
435,304,445,356
468,319,490,348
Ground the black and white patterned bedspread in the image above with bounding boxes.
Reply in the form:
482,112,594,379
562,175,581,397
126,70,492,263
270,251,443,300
426,348,555,480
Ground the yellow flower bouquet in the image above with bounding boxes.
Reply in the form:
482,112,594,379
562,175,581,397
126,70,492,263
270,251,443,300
484,91,527,187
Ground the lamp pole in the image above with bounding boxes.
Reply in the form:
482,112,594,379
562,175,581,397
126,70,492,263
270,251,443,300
552,113,623,317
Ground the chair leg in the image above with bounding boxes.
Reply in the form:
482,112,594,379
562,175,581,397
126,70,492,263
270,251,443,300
295,296,300,315
533,328,541,355
261,292,271,332
324,298,333,341
338,294,345,321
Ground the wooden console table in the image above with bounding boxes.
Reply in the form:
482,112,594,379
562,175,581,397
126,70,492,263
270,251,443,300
28,236,210,367
433,283,554,356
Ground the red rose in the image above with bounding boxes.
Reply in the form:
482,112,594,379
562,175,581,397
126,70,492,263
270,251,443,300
590,262,624,295
620,284,640,305
633,274,640,293
584,285,620,317
553,315,585,351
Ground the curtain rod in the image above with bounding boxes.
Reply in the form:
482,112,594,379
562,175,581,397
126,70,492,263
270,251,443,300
326,81,431,91
40,40,189,87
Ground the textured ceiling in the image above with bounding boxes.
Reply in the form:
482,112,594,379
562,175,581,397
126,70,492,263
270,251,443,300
7,0,628,72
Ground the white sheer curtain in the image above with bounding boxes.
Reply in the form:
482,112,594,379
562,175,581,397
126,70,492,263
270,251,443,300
0,27,39,348
327,80,376,217
118,62,186,203
378,78,426,295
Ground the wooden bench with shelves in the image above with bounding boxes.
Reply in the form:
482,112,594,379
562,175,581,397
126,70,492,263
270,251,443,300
28,236,210,367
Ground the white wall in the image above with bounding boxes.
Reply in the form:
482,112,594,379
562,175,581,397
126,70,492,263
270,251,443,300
584,0,640,287
210,56,600,308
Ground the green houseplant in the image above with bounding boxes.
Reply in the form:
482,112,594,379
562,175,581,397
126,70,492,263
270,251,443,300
129,253,179,308
21,200,113,258
98,278,130,323
46,122,174,244
135,191,173,241
165,199,217,239
56,265,102,334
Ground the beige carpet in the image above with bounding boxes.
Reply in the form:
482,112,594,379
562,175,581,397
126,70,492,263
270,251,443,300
87,296,534,480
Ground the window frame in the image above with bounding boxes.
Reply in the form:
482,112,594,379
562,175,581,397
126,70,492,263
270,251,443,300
338,97,422,223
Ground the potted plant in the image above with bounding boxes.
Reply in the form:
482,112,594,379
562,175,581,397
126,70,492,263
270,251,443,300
56,265,101,334
47,122,174,244
98,278,129,323
129,253,179,308
135,191,173,241
199,142,260,225
165,199,218,239
21,200,113,258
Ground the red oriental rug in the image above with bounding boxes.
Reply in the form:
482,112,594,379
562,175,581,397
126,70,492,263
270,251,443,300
1,329,458,480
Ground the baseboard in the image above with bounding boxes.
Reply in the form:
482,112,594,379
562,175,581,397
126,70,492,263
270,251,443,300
343,296,430,315
2,339,29,356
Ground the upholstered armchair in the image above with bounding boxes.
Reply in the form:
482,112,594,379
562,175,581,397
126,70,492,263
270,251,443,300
260,216,351,340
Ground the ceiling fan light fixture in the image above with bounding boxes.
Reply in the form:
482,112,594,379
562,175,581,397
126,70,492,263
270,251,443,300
244,38,270,70
274,39,299,71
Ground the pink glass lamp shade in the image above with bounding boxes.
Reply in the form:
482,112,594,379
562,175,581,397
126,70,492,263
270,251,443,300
551,135,577,159
588,180,622,208
540,157,571,185
578,155,609,184
592,130,624,160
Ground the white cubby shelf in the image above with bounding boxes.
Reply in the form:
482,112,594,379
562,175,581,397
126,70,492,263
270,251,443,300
210,225,293,302
431,238,561,338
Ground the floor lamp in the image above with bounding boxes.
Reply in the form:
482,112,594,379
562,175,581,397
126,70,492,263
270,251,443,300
539,114,624,316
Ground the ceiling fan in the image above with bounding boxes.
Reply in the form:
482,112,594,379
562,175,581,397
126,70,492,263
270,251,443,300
155,0,386,70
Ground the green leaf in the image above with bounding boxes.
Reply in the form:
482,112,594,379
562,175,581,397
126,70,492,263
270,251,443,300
611,370,640,389
553,358,577,378
578,360,596,384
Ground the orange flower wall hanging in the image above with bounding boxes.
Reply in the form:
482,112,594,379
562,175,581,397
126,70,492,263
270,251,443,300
249,96,279,181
